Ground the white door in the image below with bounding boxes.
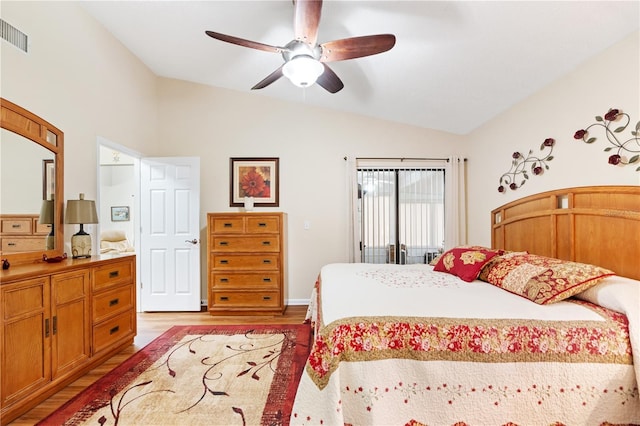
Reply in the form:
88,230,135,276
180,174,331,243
140,157,201,311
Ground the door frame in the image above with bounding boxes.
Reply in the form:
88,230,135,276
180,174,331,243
96,137,143,311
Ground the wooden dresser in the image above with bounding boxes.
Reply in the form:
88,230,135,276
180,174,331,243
207,212,287,315
0,254,136,425
0,214,52,253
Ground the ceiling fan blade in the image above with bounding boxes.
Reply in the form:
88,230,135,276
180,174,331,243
293,0,322,46
316,64,344,93
205,31,283,54
319,34,396,62
251,65,285,90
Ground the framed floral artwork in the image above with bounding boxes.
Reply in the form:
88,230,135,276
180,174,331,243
230,157,279,207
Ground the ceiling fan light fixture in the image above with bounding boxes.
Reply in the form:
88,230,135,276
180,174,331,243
282,55,324,88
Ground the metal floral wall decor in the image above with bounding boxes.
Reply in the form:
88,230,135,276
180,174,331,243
574,108,640,171
498,138,555,193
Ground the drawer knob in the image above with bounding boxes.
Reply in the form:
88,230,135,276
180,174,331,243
220,296,229,301
262,277,272,282
258,223,267,227
11,224,21,228
263,259,272,264
109,298,120,306
219,241,229,246
223,223,233,228
262,241,271,246
263,296,271,300
7,242,16,247
109,271,119,278
220,259,229,265
110,325,120,335
220,278,229,283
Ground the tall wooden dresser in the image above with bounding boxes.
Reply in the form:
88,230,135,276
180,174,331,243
207,212,287,315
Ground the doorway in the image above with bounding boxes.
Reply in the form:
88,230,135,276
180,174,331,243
97,139,202,312
97,138,142,308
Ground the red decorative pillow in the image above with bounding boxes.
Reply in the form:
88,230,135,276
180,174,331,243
433,246,501,282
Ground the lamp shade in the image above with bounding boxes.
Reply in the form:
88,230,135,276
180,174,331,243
39,199,55,225
65,193,98,225
282,55,324,88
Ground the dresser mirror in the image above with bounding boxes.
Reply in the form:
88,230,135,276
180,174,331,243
1,98,64,265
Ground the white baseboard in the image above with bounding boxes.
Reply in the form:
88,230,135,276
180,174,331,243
286,298,310,306
200,298,309,306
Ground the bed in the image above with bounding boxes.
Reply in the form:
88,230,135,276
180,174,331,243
290,185,640,425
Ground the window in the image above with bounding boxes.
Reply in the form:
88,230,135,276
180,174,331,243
357,166,445,264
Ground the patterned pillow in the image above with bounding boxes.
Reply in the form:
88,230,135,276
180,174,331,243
433,246,501,282
477,251,528,282
483,253,615,304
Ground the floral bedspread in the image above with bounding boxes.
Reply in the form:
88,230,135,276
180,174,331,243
290,263,640,425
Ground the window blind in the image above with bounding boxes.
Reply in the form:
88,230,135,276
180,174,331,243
357,167,445,264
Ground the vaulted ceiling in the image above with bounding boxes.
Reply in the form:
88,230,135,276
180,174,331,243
81,1,639,135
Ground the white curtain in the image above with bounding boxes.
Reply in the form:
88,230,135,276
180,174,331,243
345,156,360,262
444,156,467,249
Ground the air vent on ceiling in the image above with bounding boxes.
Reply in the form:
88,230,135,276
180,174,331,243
0,19,28,53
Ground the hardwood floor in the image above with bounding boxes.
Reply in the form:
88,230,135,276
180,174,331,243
8,305,308,425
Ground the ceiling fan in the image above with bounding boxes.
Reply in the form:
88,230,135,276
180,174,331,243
205,0,396,93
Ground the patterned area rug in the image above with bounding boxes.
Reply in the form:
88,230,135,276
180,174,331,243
38,324,311,426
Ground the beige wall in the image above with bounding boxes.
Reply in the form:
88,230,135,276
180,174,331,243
2,2,638,303
466,31,640,246
1,1,159,248
155,77,464,301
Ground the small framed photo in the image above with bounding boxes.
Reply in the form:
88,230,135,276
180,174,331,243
111,206,130,222
230,157,279,207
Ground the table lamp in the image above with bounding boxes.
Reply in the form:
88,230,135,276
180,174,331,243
66,193,99,258
38,197,55,250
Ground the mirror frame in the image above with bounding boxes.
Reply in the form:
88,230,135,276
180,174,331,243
1,98,64,265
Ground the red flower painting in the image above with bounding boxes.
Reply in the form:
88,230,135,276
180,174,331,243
231,158,279,207
240,167,268,197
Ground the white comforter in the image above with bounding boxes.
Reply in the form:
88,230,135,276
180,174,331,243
291,263,640,425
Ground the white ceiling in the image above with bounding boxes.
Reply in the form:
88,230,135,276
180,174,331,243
80,1,639,135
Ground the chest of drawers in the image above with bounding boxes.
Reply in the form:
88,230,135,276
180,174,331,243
0,254,136,425
0,214,52,253
207,212,286,315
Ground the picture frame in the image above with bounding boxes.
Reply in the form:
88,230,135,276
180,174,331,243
111,206,130,222
42,159,55,200
230,157,279,207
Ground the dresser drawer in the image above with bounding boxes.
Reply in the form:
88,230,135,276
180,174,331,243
210,291,280,308
1,218,32,235
211,236,280,253
211,254,279,270
210,217,245,234
1,237,46,253
93,310,135,355
92,260,134,292
34,220,52,235
93,285,133,323
210,272,280,290
246,216,280,233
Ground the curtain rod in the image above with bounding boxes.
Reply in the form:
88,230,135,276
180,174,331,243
344,156,467,162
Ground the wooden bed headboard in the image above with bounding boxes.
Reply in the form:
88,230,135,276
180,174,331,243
491,185,640,280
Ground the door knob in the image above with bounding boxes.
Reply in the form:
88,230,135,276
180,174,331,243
185,239,199,245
